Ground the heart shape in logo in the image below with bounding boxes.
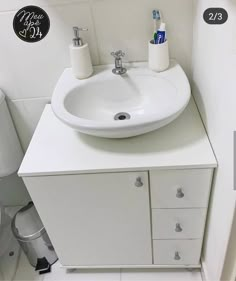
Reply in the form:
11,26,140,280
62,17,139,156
19,29,27,38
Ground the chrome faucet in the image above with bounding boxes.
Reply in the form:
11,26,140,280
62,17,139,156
111,50,127,75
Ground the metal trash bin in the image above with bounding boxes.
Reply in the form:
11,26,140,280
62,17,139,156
11,202,58,274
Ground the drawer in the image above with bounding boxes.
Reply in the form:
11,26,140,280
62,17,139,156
152,209,206,239
150,169,213,208
153,239,202,265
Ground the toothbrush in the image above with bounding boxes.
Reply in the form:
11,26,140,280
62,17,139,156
152,10,161,33
153,32,157,44
152,10,157,33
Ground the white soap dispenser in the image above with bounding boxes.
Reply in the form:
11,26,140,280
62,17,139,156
70,26,93,79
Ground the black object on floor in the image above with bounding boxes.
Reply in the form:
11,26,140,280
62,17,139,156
35,257,51,275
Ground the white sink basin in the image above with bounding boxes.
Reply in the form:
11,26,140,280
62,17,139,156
52,61,191,138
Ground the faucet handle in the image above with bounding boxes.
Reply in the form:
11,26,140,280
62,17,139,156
111,50,125,58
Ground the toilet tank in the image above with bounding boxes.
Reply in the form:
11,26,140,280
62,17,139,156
0,90,23,177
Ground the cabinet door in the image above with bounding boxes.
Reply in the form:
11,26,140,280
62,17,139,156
23,172,152,266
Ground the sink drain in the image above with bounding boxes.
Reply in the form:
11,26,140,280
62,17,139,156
114,112,131,121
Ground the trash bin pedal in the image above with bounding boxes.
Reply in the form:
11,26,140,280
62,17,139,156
35,257,51,274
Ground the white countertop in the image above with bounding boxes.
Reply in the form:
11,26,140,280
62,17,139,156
18,98,217,177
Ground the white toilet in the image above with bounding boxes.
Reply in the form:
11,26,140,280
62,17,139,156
0,90,23,177
0,90,23,280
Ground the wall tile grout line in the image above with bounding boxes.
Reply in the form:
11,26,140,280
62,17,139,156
88,0,102,65
0,0,89,14
10,97,51,102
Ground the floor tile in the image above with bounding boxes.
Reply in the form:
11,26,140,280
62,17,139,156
14,250,202,281
14,253,121,281
121,268,202,281
43,262,121,281
0,207,21,281
13,252,44,281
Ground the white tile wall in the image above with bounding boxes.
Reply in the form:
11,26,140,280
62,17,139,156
91,0,193,75
0,3,99,101
0,0,194,203
192,1,236,280
0,0,89,12
0,172,30,205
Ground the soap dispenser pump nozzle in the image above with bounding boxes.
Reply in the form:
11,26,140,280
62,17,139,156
72,26,88,47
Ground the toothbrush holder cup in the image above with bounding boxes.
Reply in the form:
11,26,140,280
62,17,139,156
148,40,170,72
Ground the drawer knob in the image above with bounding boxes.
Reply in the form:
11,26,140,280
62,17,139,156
175,223,183,232
174,251,181,260
135,177,143,187
176,188,184,198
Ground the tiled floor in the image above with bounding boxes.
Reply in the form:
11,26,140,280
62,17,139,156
14,252,202,281
0,207,21,281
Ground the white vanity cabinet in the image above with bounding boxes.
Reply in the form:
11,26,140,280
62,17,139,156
19,99,217,268
24,168,213,268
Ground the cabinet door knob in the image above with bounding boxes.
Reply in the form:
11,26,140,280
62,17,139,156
135,177,143,187
174,251,181,260
176,188,184,198
175,223,183,232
